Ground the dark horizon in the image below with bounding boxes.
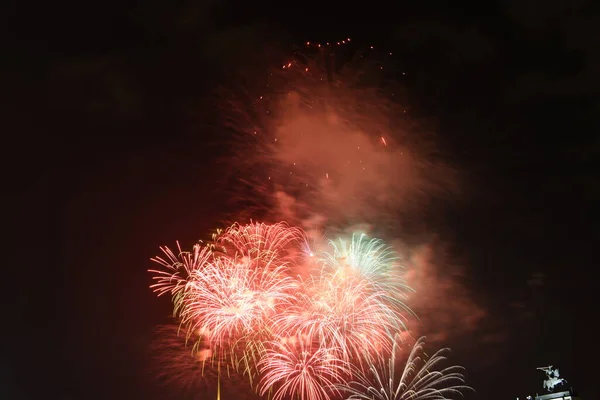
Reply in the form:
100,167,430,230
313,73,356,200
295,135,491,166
2,1,596,399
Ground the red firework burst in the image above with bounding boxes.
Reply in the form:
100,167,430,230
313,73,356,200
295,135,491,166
257,338,349,400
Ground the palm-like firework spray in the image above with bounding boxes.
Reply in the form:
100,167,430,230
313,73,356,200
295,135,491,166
338,336,472,400
322,233,400,282
321,233,413,304
148,32,474,400
216,221,303,264
273,270,403,366
257,338,349,400
149,223,303,382
149,222,472,400
179,256,297,347
149,243,213,302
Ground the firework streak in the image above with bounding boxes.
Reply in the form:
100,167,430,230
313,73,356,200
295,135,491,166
149,222,472,400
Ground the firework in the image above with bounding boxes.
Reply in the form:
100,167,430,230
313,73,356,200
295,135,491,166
149,243,213,299
338,336,472,400
149,31,471,400
179,255,297,349
149,222,471,400
257,338,349,400
322,233,397,280
271,232,411,364
216,221,303,264
149,223,305,384
321,233,413,295
274,271,402,367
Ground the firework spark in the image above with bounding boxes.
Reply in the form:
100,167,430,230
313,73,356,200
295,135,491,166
187,258,295,339
257,338,349,400
149,222,471,400
216,221,303,264
148,31,475,400
149,243,212,299
321,233,412,295
273,272,402,365
338,336,472,400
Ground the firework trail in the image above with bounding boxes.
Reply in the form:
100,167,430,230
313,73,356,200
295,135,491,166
216,221,302,258
149,224,411,389
257,338,350,400
149,223,303,384
149,221,475,400
150,38,475,397
338,336,472,400
273,274,399,365
149,223,301,341
321,233,412,296
149,243,212,302
273,233,414,365
179,256,296,347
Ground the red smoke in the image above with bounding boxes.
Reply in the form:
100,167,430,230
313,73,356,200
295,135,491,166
221,47,484,345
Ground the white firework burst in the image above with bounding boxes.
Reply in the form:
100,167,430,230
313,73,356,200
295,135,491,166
338,336,472,400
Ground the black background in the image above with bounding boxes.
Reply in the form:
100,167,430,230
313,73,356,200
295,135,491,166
2,1,597,399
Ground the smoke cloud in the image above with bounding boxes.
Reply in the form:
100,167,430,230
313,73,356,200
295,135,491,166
222,47,485,345
403,238,487,343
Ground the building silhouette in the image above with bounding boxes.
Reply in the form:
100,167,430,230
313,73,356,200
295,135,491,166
535,389,581,400
517,366,581,400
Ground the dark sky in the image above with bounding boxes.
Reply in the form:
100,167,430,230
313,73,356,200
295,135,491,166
2,1,597,399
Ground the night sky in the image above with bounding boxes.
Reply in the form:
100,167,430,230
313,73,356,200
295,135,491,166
2,1,597,399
